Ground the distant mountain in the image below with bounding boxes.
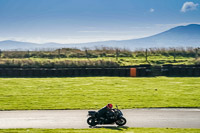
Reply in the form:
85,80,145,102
0,40,39,50
0,40,75,50
131,24,200,48
82,24,200,49
0,24,200,50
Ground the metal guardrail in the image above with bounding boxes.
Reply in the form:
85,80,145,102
0,65,200,77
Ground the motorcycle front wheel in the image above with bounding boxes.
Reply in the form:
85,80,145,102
87,117,97,126
115,117,126,126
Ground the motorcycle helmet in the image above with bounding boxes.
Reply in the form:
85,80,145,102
107,104,113,109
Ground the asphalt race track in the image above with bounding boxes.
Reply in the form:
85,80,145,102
0,109,200,129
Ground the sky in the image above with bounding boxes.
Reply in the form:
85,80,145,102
0,0,200,44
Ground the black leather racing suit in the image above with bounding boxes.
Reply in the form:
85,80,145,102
97,106,108,120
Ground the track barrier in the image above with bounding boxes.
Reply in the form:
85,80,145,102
0,65,200,77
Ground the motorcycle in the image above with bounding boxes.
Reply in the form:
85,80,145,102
87,105,126,126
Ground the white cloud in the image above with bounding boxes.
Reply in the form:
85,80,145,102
181,2,199,12
150,8,155,13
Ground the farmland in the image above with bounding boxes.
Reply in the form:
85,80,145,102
0,47,200,68
0,57,197,68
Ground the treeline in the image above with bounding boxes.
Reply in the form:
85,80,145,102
0,47,199,58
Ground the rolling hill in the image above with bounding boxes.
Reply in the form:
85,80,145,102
0,24,200,50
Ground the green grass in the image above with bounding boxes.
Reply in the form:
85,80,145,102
0,77,199,110
0,128,200,133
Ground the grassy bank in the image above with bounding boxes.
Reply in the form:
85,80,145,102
0,128,200,133
0,57,197,67
0,77,199,110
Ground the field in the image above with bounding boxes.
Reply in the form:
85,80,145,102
0,128,200,133
1,47,200,67
0,77,199,110
0,56,198,68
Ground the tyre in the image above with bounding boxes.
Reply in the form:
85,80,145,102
115,117,126,126
87,117,97,126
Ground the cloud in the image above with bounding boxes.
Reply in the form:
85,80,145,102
150,8,155,13
181,2,199,12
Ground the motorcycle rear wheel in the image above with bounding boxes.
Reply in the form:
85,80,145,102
87,117,97,126
116,117,126,126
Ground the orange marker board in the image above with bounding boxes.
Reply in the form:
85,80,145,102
130,68,136,77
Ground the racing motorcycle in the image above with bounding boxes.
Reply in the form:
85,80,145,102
87,105,126,126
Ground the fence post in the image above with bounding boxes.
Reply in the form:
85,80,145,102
116,49,119,61
195,47,199,60
58,49,61,58
65,50,68,58
173,49,176,62
85,49,89,60
145,49,148,62
27,50,30,58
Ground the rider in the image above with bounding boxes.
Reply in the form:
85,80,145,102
97,104,113,120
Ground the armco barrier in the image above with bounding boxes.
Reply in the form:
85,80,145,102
194,68,200,76
162,65,200,77
0,68,131,77
0,65,200,77
136,67,147,77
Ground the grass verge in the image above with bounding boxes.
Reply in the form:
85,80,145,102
0,128,200,133
0,77,200,110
